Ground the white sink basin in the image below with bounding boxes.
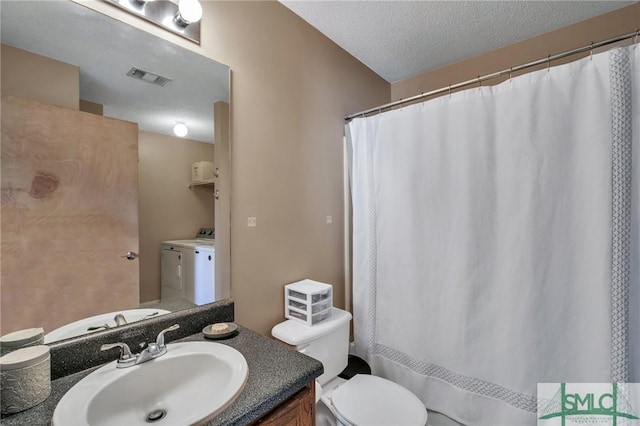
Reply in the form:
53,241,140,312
44,309,172,343
52,342,249,425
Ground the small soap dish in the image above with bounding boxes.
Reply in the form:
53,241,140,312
203,323,237,340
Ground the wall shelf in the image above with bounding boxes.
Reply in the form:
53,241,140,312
188,179,215,189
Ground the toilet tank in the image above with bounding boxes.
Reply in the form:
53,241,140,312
272,308,352,385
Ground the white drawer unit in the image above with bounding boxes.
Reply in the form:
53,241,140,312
284,279,333,326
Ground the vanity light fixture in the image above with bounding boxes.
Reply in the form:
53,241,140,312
173,123,189,138
104,0,202,44
175,0,203,27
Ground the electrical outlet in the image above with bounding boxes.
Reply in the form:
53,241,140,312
248,217,257,227
326,216,332,224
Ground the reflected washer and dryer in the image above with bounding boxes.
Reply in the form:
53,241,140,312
161,228,215,305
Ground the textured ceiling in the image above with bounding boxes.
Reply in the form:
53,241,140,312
1,1,229,143
280,0,634,83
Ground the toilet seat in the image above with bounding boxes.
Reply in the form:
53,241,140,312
329,374,428,426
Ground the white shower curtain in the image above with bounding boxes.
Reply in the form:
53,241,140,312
347,46,638,425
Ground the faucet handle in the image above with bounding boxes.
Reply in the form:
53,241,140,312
101,342,136,367
155,324,180,349
113,313,128,326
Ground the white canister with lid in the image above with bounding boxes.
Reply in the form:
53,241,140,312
0,328,45,356
0,345,51,415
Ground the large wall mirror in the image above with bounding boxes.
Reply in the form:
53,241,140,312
0,1,231,342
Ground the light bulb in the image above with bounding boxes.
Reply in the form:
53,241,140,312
173,123,188,137
177,0,202,24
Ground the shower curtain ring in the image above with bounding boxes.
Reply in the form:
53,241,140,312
477,76,481,88
634,28,639,45
590,42,594,60
547,55,551,72
509,67,513,82
448,85,451,98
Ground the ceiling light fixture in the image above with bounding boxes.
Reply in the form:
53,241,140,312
175,0,203,27
173,123,189,138
106,0,202,44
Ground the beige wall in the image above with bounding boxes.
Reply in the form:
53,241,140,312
80,1,390,335
0,44,79,110
215,2,390,335
138,130,215,303
392,3,640,101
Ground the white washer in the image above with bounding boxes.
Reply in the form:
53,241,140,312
161,228,216,305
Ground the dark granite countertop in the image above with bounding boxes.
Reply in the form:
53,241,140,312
1,325,323,426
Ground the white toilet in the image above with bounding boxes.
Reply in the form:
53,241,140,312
272,307,428,426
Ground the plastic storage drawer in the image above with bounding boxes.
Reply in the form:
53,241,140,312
284,279,333,326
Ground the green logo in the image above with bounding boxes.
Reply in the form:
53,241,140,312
538,383,639,425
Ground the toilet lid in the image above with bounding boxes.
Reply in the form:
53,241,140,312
331,375,427,426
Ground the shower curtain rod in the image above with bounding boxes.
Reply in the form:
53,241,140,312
344,29,639,121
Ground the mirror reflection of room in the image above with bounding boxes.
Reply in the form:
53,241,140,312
0,1,230,342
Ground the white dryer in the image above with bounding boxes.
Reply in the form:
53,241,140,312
161,228,216,305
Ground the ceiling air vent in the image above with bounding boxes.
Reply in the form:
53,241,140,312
126,67,173,87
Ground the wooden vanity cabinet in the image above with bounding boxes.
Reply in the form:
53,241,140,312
255,381,315,426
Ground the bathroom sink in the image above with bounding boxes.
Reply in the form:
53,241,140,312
44,309,172,343
52,341,249,425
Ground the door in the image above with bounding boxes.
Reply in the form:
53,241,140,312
1,96,139,333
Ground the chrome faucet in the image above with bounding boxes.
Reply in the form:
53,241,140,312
86,313,129,332
140,311,159,320
137,324,180,363
100,324,180,368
